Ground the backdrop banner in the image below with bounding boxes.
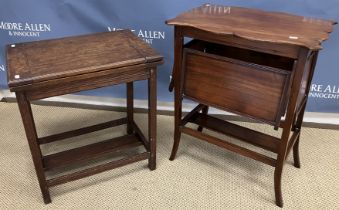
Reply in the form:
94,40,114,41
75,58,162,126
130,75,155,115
1,0,338,113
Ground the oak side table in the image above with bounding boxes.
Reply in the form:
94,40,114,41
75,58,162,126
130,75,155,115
6,30,163,204
166,4,335,207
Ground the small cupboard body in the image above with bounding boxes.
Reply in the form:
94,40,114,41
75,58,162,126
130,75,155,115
182,40,294,126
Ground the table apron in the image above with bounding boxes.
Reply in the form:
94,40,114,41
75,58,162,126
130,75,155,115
17,67,153,101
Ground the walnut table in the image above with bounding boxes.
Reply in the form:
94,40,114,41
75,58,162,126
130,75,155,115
6,30,163,203
166,4,335,207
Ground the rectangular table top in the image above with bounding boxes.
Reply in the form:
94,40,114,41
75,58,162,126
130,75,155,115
166,4,336,50
7,30,163,89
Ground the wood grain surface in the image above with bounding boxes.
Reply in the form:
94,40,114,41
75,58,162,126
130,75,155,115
183,47,290,124
7,30,162,88
8,30,163,204
166,4,336,50
167,4,335,207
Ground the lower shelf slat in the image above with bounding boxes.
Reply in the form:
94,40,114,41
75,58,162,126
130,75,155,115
38,117,128,144
42,134,142,170
191,113,280,153
181,126,277,167
46,152,149,187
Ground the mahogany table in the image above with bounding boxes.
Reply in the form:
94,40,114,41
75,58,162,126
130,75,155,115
166,4,335,207
6,30,163,204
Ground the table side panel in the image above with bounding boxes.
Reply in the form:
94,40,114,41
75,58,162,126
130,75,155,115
183,50,289,124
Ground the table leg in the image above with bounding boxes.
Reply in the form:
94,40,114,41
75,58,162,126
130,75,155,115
274,48,309,207
292,51,318,169
293,136,301,168
292,103,307,169
197,105,209,132
148,68,157,170
127,82,134,134
16,92,51,204
170,27,184,161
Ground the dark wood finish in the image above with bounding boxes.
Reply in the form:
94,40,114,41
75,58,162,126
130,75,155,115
38,118,128,144
7,30,163,203
131,121,149,151
42,134,142,170
182,27,302,59
192,113,280,153
148,68,157,170
292,51,319,168
293,137,301,168
285,129,300,161
180,126,276,167
169,27,184,161
46,152,149,187
166,4,336,50
197,105,208,132
184,39,295,70
7,30,162,88
167,4,335,207
183,47,291,125
181,103,205,126
16,92,51,204
24,65,154,100
127,82,134,134
273,47,310,207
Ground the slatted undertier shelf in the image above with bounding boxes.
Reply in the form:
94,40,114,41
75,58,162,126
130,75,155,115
181,104,301,167
36,117,149,187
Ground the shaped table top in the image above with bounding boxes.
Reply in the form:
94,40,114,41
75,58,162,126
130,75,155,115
166,4,336,50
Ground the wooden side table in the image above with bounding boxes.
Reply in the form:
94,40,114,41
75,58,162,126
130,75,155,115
6,30,163,204
166,4,335,207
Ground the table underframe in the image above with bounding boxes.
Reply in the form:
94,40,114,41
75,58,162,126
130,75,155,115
169,26,319,207
15,68,157,204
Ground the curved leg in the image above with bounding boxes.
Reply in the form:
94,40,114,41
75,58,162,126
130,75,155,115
169,27,183,161
273,48,311,207
197,105,209,132
293,105,305,169
291,51,319,169
274,157,284,208
169,127,182,160
293,136,301,168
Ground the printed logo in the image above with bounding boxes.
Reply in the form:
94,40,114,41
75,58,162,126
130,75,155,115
0,64,5,72
0,21,51,37
107,27,165,44
309,83,339,99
